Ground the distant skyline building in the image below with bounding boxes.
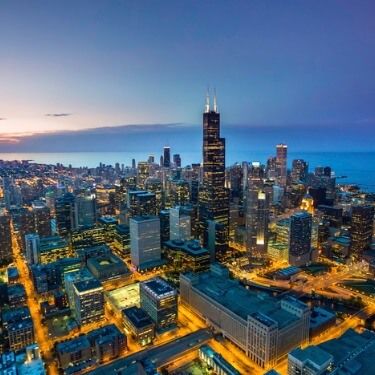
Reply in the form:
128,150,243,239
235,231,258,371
291,159,309,183
289,211,312,266
276,143,288,186
163,146,171,168
173,153,181,168
198,92,229,257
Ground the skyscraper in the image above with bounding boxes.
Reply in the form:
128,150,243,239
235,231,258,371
0,209,12,265
32,200,51,237
130,216,161,270
163,146,171,168
25,233,40,265
246,162,269,257
198,92,229,257
55,193,76,237
74,194,97,228
351,205,374,258
289,211,312,266
291,159,309,183
276,144,288,186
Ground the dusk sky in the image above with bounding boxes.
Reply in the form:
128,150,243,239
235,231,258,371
1,0,375,151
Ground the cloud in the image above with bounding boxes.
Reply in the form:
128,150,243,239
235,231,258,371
45,113,71,117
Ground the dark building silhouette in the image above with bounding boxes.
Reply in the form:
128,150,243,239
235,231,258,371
198,93,229,257
351,205,374,258
55,193,76,237
289,211,312,266
163,146,171,168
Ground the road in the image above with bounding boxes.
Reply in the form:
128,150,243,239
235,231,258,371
11,222,59,375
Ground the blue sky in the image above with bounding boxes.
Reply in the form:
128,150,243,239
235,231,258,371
0,0,374,150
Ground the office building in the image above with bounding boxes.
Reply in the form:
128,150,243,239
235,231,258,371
159,209,170,245
169,206,191,241
56,336,92,370
87,253,129,281
288,346,333,375
32,200,51,237
180,264,310,369
2,307,35,352
289,212,312,266
136,162,150,190
173,153,181,168
122,306,155,346
198,93,229,256
0,209,12,265
71,278,104,325
38,235,72,264
350,205,374,257
130,216,161,270
291,159,309,183
55,192,76,237
145,178,163,213
164,239,210,273
288,329,375,375
74,194,97,228
65,269,104,325
128,190,157,217
25,233,40,265
163,146,171,168
276,144,288,186
140,277,177,331
245,163,269,257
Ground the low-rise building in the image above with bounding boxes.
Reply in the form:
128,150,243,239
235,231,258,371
180,264,310,369
122,306,155,346
87,253,129,281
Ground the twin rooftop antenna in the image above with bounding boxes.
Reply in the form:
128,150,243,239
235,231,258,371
205,87,218,113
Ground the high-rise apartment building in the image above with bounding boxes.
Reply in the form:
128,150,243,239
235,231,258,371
198,93,229,257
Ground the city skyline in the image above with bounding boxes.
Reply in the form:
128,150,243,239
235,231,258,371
1,0,375,152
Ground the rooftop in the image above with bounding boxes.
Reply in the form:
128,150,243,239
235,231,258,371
105,283,140,311
123,306,154,329
130,215,159,223
141,277,176,299
74,278,102,293
183,266,308,328
289,346,333,367
56,336,90,354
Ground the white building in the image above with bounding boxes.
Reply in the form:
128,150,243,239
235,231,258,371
130,216,161,269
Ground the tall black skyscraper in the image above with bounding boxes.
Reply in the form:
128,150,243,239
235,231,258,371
289,211,312,266
351,205,374,257
163,146,171,168
198,93,229,257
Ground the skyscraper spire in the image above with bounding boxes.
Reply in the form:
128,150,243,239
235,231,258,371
213,88,218,113
205,88,210,113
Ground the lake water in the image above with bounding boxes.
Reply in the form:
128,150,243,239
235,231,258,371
0,151,374,191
